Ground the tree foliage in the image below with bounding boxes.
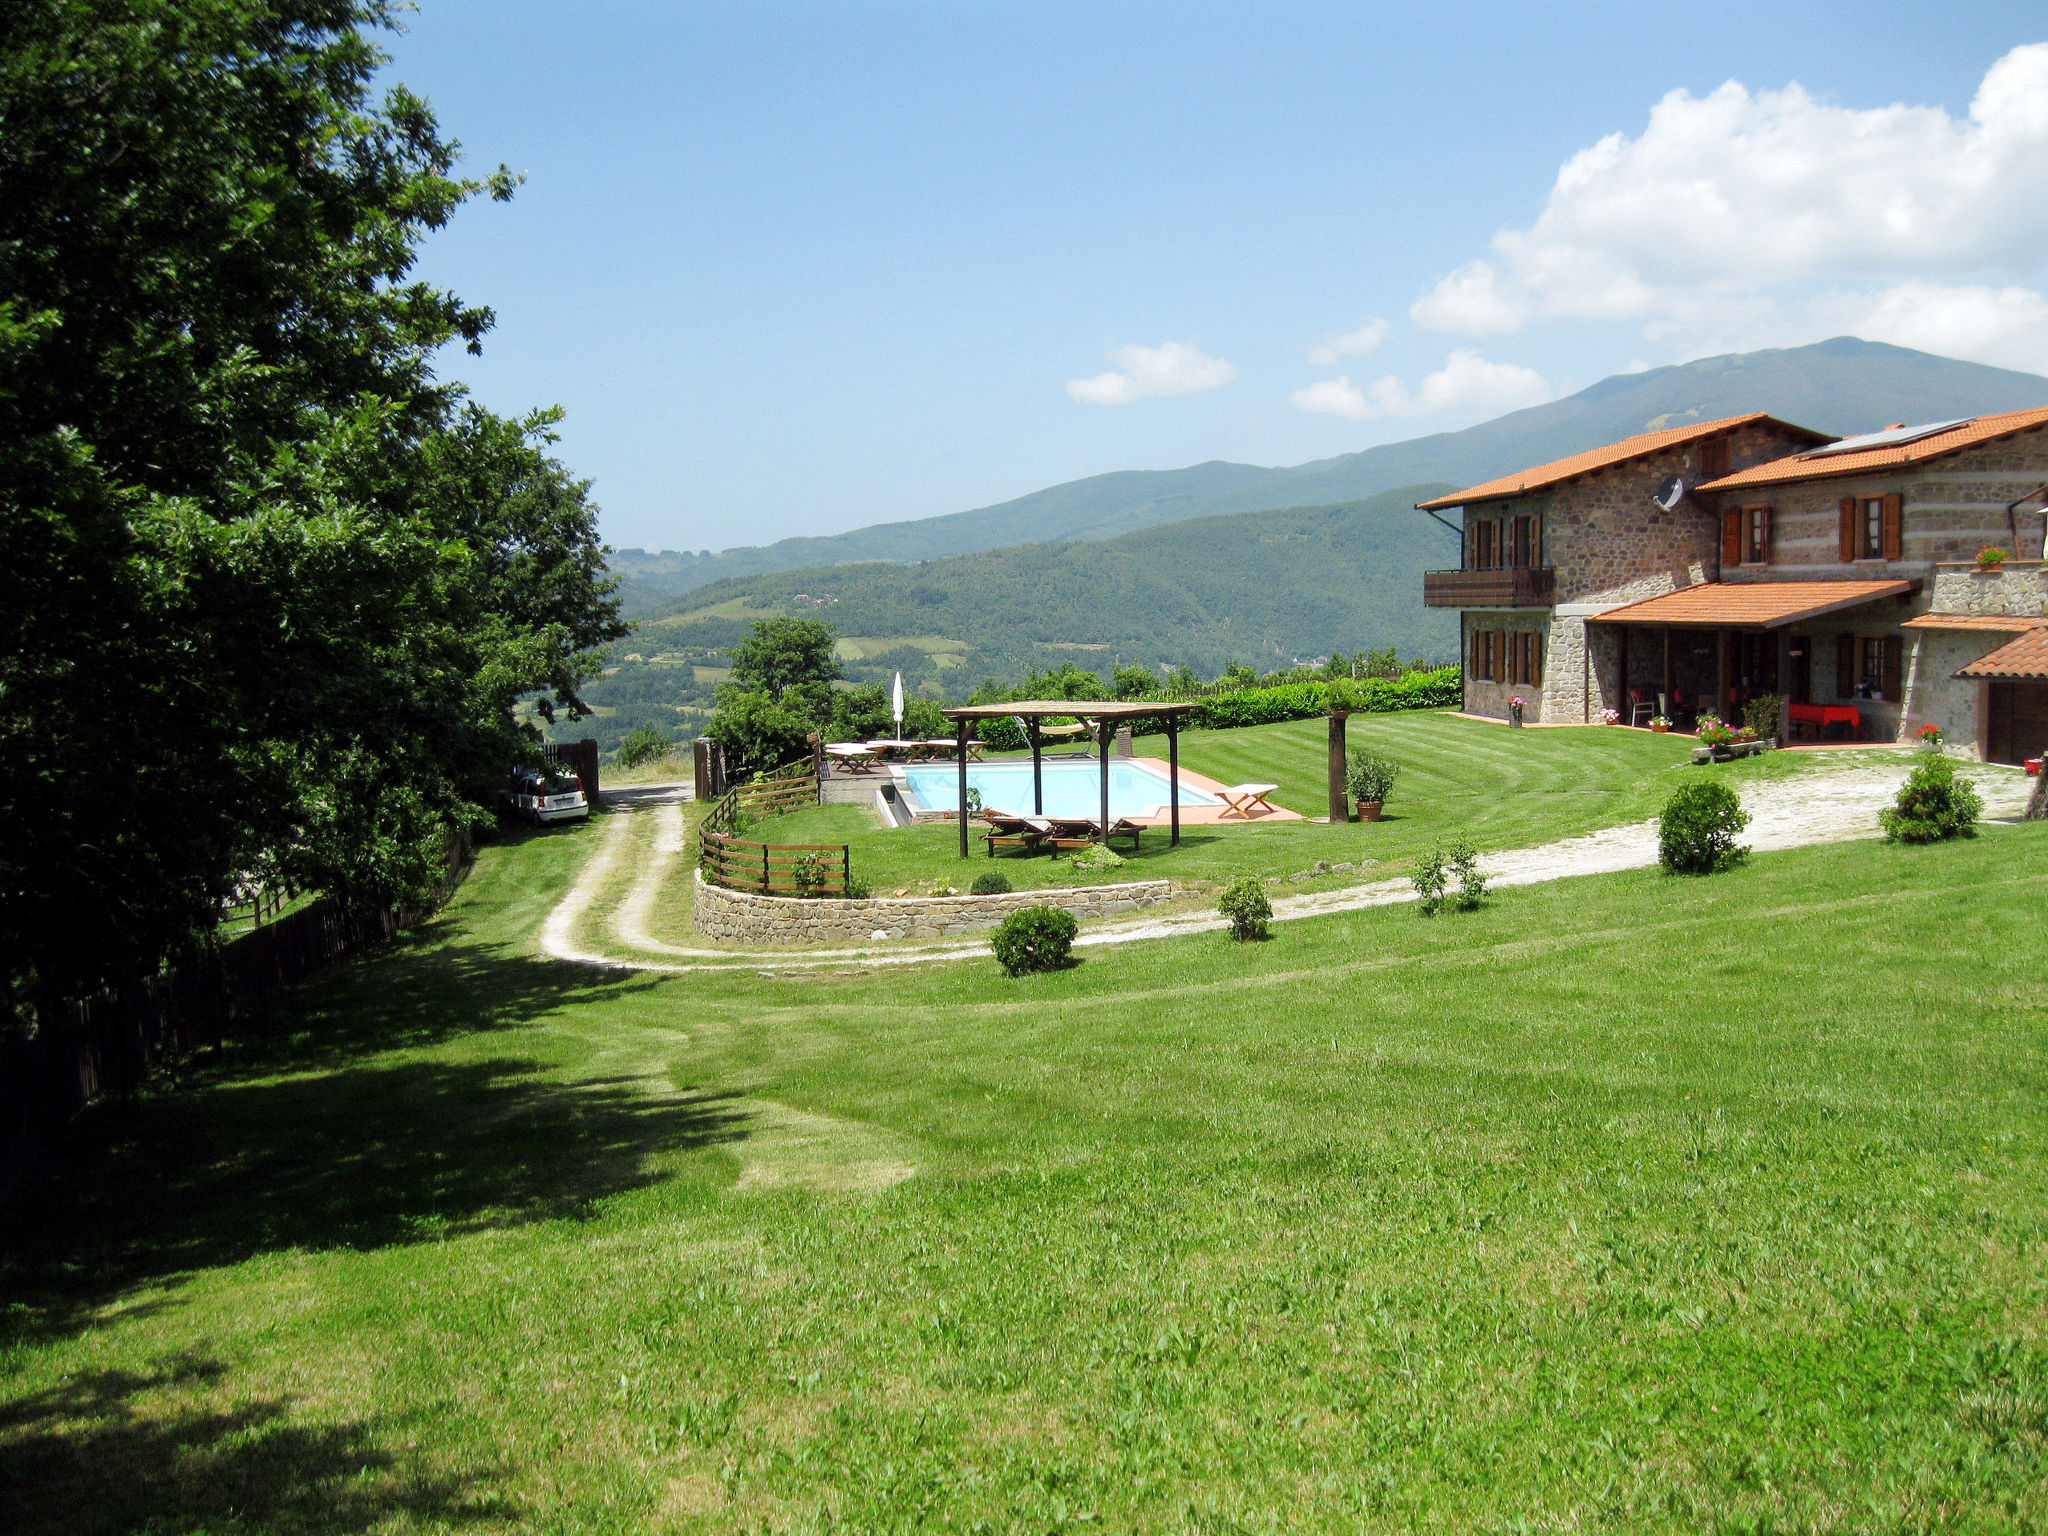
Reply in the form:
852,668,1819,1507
1,1,623,1009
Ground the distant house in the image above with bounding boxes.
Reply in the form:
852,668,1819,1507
1418,407,2048,764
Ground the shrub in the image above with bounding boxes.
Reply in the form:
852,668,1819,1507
970,870,1012,895
977,716,1027,753
1743,695,1781,741
792,850,828,898
1218,875,1272,941
1345,749,1400,804
1068,844,1127,875
843,874,871,900
1658,781,1750,874
1412,838,1486,914
616,723,671,769
990,905,1078,975
1880,754,1983,843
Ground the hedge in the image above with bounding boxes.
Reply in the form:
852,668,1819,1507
1132,667,1461,735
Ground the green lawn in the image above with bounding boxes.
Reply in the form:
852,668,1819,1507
5,811,2046,1532
767,713,1810,893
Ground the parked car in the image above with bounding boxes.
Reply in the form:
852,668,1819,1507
504,769,590,825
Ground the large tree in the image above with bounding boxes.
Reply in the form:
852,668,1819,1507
0,1,623,1010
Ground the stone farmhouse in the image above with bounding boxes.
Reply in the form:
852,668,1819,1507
1418,406,2048,764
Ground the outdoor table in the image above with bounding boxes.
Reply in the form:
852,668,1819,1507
1787,702,1860,741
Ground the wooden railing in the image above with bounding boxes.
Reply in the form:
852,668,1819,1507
698,757,818,838
1422,566,1556,608
700,837,853,897
695,757,858,896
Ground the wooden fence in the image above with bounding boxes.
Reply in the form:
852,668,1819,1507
694,757,859,896
699,837,854,897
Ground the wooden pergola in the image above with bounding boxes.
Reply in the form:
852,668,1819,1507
939,700,1203,856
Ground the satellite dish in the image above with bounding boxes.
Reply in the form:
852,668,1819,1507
1652,475,1688,511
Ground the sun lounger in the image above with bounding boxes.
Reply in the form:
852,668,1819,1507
1216,782,1281,819
1039,816,1144,854
980,809,1053,857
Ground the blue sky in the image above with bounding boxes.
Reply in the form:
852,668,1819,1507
384,2,2048,551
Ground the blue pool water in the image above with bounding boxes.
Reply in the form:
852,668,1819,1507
901,760,1218,821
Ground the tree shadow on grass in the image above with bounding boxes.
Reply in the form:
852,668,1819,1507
220,931,656,1074
4,1037,750,1345
0,1355,512,1535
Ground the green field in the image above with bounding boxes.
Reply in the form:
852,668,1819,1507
5,787,2045,1532
763,713,1799,893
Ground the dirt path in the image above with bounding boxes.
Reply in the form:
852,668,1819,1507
538,760,2030,974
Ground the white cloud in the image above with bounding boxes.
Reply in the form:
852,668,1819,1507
1411,42,2048,370
1290,350,1553,421
1306,316,1390,366
1065,341,1237,405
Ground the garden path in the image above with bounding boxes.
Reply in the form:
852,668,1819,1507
538,759,2030,973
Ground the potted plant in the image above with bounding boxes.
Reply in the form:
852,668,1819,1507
1695,714,1738,758
1602,707,1621,726
1507,695,1527,727
1915,722,1943,752
1345,749,1400,822
1649,714,1672,734
1977,544,2010,572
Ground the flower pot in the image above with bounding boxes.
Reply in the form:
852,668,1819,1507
1651,723,1669,733
1355,799,1383,822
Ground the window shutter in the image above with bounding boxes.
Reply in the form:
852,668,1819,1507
1757,506,1772,564
1881,493,1903,560
1722,509,1743,568
1883,635,1903,703
1838,498,1856,562
1531,633,1544,686
1836,634,1856,699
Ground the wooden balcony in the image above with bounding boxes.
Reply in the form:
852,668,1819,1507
1422,566,1556,609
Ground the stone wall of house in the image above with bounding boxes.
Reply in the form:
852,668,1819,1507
1928,561,2048,616
692,870,1178,947
1730,432,2048,576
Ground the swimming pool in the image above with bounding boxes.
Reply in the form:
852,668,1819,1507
901,760,1218,822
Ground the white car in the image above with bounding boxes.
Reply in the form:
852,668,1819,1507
506,770,590,825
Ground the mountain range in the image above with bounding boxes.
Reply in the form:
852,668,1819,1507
612,337,2048,607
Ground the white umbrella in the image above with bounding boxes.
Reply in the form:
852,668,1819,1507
891,671,905,736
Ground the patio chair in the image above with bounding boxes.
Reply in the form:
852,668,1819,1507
1627,688,1654,728
1216,783,1281,820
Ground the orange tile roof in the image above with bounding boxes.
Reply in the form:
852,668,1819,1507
1900,612,2048,632
1415,413,1829,510
1701,405,2048,491
1956,628,2048,679
1589,580,1914,628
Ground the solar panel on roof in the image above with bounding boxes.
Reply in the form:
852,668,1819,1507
1802,418,1974,457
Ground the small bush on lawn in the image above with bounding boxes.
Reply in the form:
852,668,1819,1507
1413,838,1487,914
970,870,1012,895
1068,844,1127,875
1659,780,1750,874
1218,876,1272,940
990,905,1078,975
1881,753,1984,843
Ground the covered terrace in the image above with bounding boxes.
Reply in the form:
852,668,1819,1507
940,700,1202,855
1590,580,1914,736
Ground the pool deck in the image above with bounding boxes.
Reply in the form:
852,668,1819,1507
1121,757,1303,825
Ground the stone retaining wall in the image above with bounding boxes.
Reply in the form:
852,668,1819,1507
693,870,1178,946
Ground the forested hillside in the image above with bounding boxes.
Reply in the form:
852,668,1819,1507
615,337,2048,602
566,486,1458,751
